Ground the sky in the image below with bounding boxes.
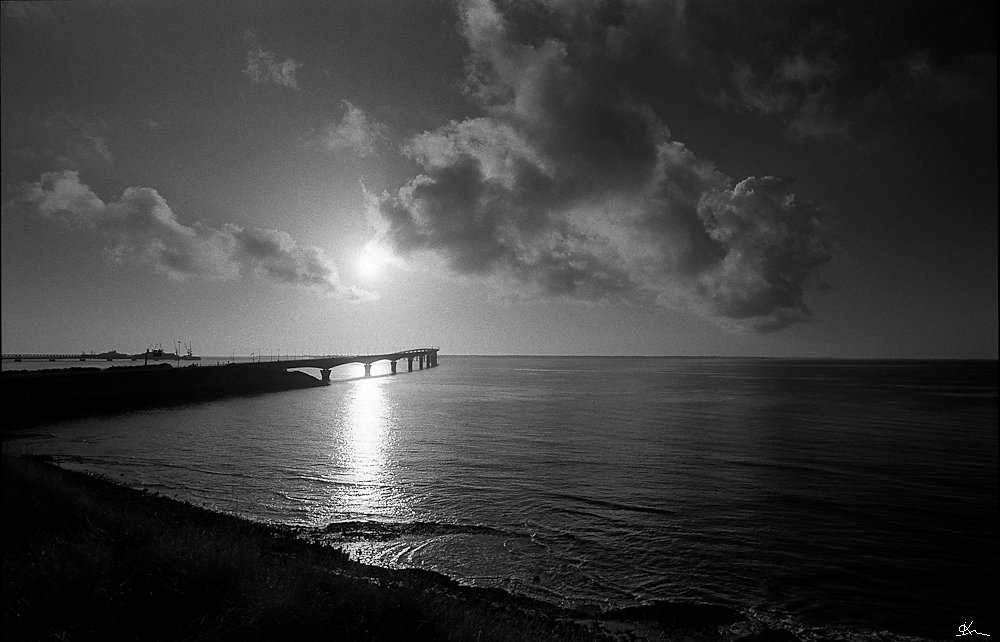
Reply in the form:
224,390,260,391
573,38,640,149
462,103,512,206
1,0,996,358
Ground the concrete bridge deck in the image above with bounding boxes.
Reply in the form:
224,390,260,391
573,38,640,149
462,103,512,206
3,348,440,381
233,348,439,381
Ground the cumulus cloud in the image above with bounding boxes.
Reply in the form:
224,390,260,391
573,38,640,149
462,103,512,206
370,0,833,331
243,30,302,89
309,101,390,157
693,177,834,330
11,170,375,301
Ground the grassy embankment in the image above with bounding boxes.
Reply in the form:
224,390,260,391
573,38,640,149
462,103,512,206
2,455,610,641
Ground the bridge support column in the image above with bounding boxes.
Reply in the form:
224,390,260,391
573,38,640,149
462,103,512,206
418,355,424,370
364,363,372,377
408,357,413,372
320,368,331,383
390,360,397,374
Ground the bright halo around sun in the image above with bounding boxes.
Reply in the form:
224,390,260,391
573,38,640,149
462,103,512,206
357,242,388,279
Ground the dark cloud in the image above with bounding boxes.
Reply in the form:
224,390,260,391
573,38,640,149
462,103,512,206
10,170,375,301
370,0,834,331
692,176,834,331
655,0,996,141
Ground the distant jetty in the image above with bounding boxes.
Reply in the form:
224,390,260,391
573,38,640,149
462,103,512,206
2,363,325,428
2,350,134,362
2,342,202,363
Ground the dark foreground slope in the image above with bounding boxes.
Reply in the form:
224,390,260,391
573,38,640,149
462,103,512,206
2,456,607,642
2,456,801,642
2,364,325,428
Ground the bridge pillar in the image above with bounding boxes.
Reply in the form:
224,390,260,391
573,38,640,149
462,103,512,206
320,368,331,383
391,360,397,374
418,355,424,370
364,363,372,377
408,357,413,372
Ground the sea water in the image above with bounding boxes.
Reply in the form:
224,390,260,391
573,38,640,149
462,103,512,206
4,357,997,640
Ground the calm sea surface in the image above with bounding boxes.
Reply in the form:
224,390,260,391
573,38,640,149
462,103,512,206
4,357,997,640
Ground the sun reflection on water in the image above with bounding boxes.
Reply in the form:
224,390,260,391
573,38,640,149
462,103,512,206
338,376,403,519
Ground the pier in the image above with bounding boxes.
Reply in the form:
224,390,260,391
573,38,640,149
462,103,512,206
246,348,440,382
2,348,440,427
1,347,441,380
2,347,440,384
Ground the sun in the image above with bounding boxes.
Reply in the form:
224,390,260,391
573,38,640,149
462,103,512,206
358,252,380,278
357,243,388,279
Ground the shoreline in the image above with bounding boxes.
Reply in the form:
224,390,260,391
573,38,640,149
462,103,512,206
3,455,800,641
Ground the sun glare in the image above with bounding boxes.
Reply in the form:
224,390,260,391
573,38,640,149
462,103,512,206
358,252,381,278
357,243,388,279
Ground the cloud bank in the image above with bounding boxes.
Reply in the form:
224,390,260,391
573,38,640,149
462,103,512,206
371,0,833,331
12,170,374,301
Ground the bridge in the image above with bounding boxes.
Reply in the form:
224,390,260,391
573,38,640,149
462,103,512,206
2,348,441,382
224,348,439,382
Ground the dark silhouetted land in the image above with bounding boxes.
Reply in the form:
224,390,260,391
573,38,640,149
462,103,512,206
2,364,326,428
2,455,608,641
2,455,801,641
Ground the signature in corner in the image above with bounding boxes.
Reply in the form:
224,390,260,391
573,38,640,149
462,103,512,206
958,622,991,637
